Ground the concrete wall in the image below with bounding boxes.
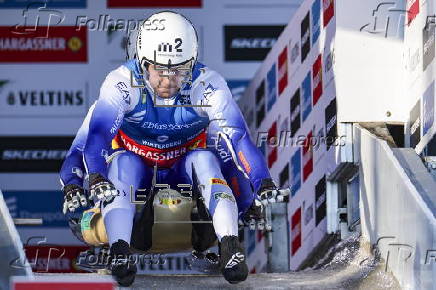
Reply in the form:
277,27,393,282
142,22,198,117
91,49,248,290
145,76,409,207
0,190,32,289
354,125,436,290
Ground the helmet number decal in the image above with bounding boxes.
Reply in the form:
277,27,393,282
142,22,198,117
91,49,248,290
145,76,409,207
157,38,183,54
174,38,183,52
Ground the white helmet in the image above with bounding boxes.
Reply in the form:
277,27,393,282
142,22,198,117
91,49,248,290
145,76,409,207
136,11,198,67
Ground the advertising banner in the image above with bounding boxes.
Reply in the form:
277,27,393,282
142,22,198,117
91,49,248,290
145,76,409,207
224,25,285,61
256,80,266,128
0,79,88,118
136,252,206,275
0,26,87,63
312,54,323,106
0,0,86,8
324,98,337,150
410,100,421,148
0,137,74,173
280,163,290,187
302,131,313,182
406,0,419,26
278,46,288,95
267,121,278,168
423,82,434,136
323,0,334,27
300,12,311,63
107,0,202,8
242,0,338,270
267,63,277,111
290,88,301,137
24,245,89,273
315,175,326,225
311,0,321,45
422,24,435,71
290,148,302,197
3,191,67,227
302,72,312,121
291,207,302,256
227,79,250,102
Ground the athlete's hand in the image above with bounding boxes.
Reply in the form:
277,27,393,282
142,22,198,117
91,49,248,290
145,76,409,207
62,184,88,214
89,173,119,204
243,199,269,231
257,178,290,206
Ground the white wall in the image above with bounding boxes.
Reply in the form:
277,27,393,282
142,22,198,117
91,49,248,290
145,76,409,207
334,0,436,153
334,31,406,122
334,0,408,123
355,125,436,290
0,190,33,288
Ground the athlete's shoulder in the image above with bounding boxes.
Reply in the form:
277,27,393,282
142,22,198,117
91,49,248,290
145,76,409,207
192,62,228,89
190,63,232,110
103,63,132,86
99,62,140,111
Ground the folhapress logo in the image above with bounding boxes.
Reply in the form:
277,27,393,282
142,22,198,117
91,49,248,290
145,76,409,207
11,2,64,38
143,18,165,31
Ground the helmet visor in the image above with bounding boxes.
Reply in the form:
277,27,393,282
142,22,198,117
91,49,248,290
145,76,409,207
142,59,195,98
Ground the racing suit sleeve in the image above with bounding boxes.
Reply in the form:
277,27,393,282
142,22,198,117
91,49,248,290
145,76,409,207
83,68,134,178
191,69,272,193
59,102,96,187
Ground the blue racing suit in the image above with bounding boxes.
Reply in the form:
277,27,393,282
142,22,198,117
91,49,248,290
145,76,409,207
60,60,271,243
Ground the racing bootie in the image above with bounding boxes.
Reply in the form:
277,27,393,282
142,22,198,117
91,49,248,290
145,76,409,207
220,235,248,284
109,239,137,287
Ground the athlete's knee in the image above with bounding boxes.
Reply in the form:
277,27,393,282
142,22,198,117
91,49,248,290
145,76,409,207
187,149,220,166
109,151,146,185
101,194,136,217
184,150,222,178
113,150,143,167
